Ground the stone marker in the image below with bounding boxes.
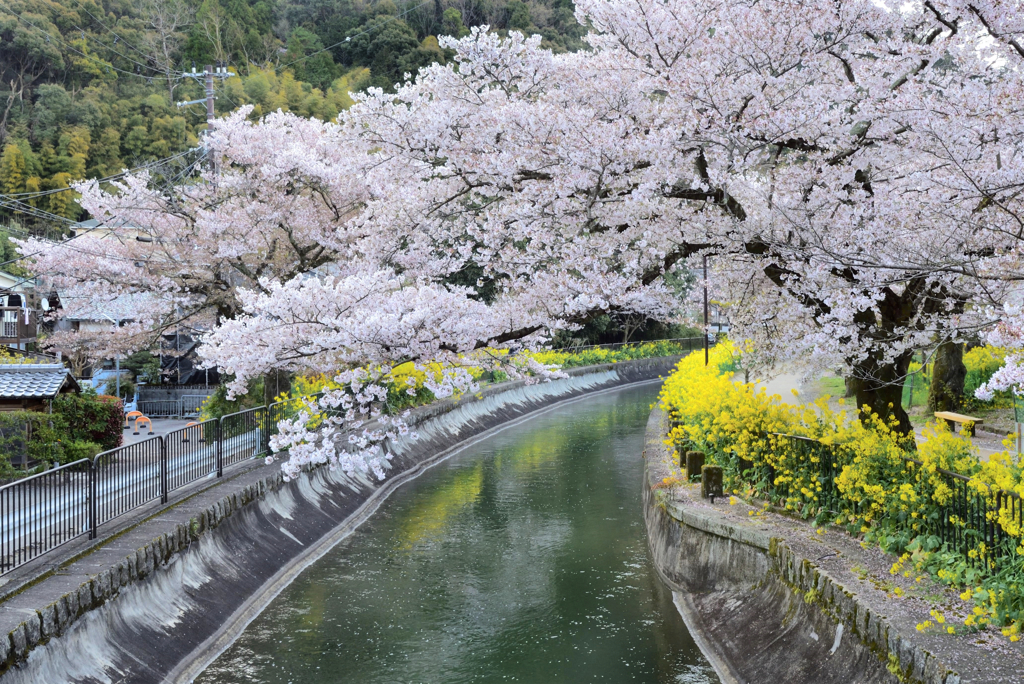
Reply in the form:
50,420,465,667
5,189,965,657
701,465,723,500
685,451,705,481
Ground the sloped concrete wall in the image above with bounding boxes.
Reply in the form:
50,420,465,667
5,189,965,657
0,357,678,684
642,407,959,684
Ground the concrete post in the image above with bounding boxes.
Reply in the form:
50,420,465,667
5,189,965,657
701,465,723,500
685,451,705,481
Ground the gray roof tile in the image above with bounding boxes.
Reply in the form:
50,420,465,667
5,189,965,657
0,364,73,398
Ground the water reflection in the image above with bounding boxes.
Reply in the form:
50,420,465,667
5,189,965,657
197,384,718,684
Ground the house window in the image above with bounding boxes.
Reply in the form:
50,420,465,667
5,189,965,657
3,310,17,339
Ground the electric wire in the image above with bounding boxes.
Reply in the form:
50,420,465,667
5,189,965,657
65,0,167,72
276,0,435,71
11,11,184,82
69,23,173,79
0,149,198,201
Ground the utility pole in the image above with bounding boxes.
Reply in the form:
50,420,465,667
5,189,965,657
703,254,709,366
205,64,216,177
176,64,229,177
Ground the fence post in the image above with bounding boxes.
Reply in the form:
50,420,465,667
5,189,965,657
160,437,168,504
88,459,98,540
216,418,223,478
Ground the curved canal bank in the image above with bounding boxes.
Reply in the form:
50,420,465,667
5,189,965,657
195,382,716,684
642,407,986,684
0,357,685,683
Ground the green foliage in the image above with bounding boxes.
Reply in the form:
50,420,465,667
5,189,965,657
442,8,470,38
0,410,66,475
123,350,162,384
1,144,26,194
62,439,102,462
0,0,586,227
104,375,137,401
53,387,123,451
199,375,265,422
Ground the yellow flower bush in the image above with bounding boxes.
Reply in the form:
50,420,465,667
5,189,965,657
659,346,1024,638
273,340,696,420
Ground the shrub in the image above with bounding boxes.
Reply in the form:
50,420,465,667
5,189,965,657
53,388,123,451
103,375,136,401
964,346,1013,408
0,410,69,475
199,376,265,423
62,439,102,462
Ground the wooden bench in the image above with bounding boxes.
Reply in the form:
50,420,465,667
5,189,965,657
934,411,984,437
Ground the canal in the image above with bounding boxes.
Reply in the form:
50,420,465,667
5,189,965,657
196,382,717,683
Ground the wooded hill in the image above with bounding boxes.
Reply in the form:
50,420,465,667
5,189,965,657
0,0,585,223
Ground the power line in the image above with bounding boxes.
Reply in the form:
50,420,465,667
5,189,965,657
69,22,173,79
66,0,166,72
72,27,173,79
0,148,199,201
0,199,74,225
0,151,208,257
11,11,183,83
0,217,123,270
277,0,435,72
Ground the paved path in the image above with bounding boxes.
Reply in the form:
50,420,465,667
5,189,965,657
122,418,195,446
744,371,805,401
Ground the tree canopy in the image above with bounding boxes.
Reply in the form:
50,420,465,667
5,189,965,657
0,0,586,224
21,0,1024,477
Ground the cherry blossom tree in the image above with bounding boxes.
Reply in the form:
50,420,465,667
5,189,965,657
566,0,1024,433
26,0,1024,478
22,110,367,366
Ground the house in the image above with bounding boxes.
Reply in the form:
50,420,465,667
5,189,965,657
159,331,219,386
0,270,39,351
0,364,80,412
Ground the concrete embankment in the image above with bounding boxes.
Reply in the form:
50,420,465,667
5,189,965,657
0,357,678,684
643,406,1024,684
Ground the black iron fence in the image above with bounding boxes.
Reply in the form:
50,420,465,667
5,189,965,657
136,395,211,418
733,433,1024,569
0,459,92,573
554,336,710,352
0,395,324,576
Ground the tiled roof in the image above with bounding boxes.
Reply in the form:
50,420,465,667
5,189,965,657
0,364,76,399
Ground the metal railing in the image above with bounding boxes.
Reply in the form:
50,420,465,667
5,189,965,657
136,396,212,418
729,433,1024,569
0,395,322,575
136,400,186,417
0,459,92,573
554,336,709,352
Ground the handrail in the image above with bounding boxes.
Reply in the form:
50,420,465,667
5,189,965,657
553,336,708,351
0,399,315,575
0,458,91,494
771,430,1005,491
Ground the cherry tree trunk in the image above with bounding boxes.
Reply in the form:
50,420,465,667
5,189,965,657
846,351,914,439
927,341,966,413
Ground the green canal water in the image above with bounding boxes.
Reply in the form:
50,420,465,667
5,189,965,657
196,383,718,683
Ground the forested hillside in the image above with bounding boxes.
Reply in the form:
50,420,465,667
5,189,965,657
0,0,585,223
